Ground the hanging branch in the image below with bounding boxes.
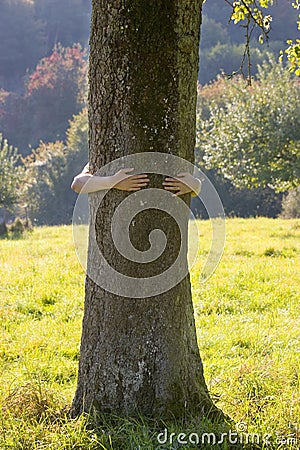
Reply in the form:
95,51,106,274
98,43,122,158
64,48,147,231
222,0,272,83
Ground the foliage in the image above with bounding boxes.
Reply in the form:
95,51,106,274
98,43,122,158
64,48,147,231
227,0,275,66
66,107,88,159
21,108,88,225
0,134,22,212
280,187,300,218
0,219,299,447
21,141,69,225
197,58,300,192
0,45,87,154
285,38,300,76
199,2,295,84
192,167,282,219
24,44,87,150
0,90,30,156
280,2,300,76
0,0,91,90
202,0,300,80
227,0,300,78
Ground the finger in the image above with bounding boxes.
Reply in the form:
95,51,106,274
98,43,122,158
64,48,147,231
164,186,179,191
177,172,189,177
122,168,135,173
126,184,144,189
128,176,150,181
162,181,178,186
128,187,141,191
163,184,176,188
132,174,149,178
131,182,148,187
128,173,149,178
164,177,176,182
130,180,149,185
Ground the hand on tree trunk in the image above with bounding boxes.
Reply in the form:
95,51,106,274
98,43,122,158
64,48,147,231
163,172,202,197
112,168,150,191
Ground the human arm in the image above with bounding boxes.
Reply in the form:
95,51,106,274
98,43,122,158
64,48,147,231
162,172,202,197
71,167,149,194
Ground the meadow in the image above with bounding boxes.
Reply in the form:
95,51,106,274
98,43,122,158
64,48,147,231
0,218,299,449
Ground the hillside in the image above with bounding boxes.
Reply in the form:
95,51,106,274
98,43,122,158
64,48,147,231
0,0,298,91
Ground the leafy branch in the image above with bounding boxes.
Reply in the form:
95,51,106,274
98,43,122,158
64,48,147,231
222,0,273,83
213,0,300,81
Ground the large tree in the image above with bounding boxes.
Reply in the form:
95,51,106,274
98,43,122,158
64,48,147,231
70,0,299,420
70,0,222,419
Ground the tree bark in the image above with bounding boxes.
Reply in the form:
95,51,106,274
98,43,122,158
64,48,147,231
71,0,220,419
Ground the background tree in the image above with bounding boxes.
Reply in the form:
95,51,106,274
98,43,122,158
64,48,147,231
21,141,69,226
280,187,300,218
22,108,88,225
191,167,283,219
66,108,88,155
24,44,87,152
0,0,299,160
0,90,29,156
70,0,223,419
0,134,22,226
197,58,300,192
0,45,87,155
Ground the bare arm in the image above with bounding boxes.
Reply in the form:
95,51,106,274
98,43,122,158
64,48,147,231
71,167,149,194
71,173,114,193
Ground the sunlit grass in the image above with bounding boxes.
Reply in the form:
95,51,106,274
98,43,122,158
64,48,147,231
191,218,300,446
0,218,299,449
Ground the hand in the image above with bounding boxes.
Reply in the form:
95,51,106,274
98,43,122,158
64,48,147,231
112,168,150,191
162,172,201,196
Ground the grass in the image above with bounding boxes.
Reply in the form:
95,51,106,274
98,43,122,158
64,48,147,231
0,218,299,449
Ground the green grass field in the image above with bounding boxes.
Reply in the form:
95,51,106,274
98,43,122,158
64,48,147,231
0,218,299,449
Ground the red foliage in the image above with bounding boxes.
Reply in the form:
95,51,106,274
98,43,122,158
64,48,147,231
26,44,87,95
0,45,87,153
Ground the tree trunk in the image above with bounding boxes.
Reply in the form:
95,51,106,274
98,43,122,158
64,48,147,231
71,0,220,419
